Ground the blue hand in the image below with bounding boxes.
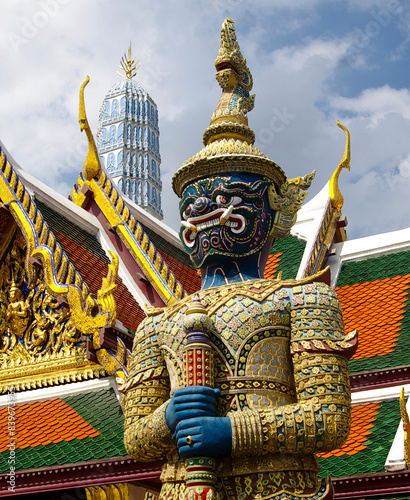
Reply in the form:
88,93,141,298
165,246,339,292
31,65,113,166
165,386,220,433
175,416,232,459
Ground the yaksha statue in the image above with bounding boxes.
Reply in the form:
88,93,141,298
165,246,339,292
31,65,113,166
124,18,357,500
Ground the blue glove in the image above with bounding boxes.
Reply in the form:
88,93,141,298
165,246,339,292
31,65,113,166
165,386,219,433
175,416,232,459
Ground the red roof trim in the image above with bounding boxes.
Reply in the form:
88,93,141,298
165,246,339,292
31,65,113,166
333,470,410,498
0,458,162,496
350,365,410,391
3,460,410,497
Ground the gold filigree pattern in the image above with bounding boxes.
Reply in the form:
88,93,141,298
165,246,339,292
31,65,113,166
0,233,105,393
0,142,133,386
0,144,119,335
86,483,130,500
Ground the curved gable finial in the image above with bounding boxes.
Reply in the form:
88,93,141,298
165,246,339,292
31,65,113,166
330,120,351,212
79,76,102,181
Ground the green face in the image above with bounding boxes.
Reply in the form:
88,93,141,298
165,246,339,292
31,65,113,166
179,173,275,268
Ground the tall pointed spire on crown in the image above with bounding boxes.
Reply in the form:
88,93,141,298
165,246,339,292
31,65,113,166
172,19,286,198
203,18,255,146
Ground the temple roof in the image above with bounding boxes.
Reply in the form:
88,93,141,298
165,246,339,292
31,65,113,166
0,382,127,473
0,138,200,399
35,199,145,331
104,79,146,97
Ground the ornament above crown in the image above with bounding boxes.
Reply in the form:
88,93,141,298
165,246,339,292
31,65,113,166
172,18,287,198
204,17,255,146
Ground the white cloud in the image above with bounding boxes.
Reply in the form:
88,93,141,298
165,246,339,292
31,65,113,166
271,38,348,73
333,85,410,122
0,0,410,242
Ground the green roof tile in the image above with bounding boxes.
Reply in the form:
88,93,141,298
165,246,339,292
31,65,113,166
337,250,410,287
270,234,306,280
319,399,401,478
0,388,127,473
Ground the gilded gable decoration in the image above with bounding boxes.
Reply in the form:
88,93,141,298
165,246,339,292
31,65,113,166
0,232,105,393
72,77,187,307
0,144,132,389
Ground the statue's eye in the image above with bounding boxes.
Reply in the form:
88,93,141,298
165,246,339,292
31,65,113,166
216,195,242,206
182,204,193,220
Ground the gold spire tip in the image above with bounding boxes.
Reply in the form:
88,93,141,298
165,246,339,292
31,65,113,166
78,76,101,181
117,43,140,80
329,120,351,212
202,18,256,147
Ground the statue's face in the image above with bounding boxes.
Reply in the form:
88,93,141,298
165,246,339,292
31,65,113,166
9,287,20,302
179,173,274,268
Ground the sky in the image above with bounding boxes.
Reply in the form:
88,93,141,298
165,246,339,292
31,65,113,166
1,0,410,240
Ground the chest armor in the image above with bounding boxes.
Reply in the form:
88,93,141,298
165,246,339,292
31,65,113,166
156,279,296,414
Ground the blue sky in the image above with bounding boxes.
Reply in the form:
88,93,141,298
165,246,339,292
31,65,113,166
1,0,410,240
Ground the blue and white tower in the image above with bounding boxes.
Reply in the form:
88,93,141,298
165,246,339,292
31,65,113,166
96,46,163,220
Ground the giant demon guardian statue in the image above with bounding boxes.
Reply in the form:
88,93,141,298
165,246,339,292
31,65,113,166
123,18,357,500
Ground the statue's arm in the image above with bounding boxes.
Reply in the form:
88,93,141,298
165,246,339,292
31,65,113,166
228,283,356,458
123,315,174,461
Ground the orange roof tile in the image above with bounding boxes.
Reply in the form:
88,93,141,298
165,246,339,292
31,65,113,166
264,252,282,279
318,403,380,458
336,275,410,359
0,399,100,452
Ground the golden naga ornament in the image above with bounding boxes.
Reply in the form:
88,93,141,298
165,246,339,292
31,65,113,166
0,233,104,393
400,387,410,469
80,76,102,181
330,120,351,213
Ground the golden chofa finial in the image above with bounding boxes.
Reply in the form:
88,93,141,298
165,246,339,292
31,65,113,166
329,120,351,212
79,76,101,181
117,43,140,80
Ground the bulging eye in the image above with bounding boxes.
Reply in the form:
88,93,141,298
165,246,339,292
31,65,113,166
215,195,242,206
182,204,193,220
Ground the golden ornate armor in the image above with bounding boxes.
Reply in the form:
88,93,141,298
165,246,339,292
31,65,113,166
124,278,355,498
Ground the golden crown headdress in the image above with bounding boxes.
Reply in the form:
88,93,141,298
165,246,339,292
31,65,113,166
172,19,314,239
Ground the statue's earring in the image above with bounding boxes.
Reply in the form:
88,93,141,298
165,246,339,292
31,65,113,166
268,171,316,239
